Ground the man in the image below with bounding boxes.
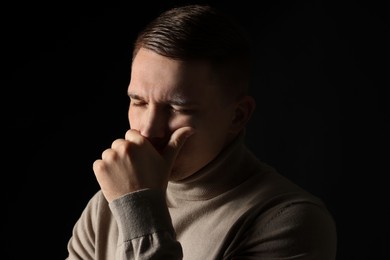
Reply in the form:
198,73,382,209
66,4,337,259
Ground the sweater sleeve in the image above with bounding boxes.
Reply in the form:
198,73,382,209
109,189,183,260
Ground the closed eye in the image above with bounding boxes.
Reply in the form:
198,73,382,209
131,100,147,107
170,106,195,115
128,94,147,107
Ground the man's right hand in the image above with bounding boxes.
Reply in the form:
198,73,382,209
92,126,194,203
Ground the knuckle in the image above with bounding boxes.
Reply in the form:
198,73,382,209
101,149,118,162
93,160,106,173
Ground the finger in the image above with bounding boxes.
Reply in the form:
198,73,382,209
124,129,142,143
163,126,195,164
92,159,105,175
111,138,126,150
100,148,118,162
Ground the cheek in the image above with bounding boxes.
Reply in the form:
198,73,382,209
169,115,196,131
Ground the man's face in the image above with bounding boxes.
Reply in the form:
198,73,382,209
128,48,237,181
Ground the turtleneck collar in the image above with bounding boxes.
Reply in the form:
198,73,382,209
167,130,257,201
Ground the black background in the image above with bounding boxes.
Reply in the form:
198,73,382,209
4,0,387,259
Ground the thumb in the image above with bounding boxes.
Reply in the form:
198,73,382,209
163,126,195,164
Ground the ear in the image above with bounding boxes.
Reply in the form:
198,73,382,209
230,95,256,134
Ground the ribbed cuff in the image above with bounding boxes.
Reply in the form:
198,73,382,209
109,189,174,241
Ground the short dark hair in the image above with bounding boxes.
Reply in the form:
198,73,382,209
132,4,253,100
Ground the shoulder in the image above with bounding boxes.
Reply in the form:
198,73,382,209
227,197,337,259
79,190,112,223
86,190,108,209
234,156,337,234
233,161,337,258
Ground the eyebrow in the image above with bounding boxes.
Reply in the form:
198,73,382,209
128,93,144,100
128,92,198,107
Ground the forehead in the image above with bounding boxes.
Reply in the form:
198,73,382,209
128,48,221,102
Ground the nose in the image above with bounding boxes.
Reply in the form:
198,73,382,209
139,106,168,141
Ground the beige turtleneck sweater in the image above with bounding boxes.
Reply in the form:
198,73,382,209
66,134,337,259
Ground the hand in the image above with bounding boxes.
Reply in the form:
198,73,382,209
93,127,194,203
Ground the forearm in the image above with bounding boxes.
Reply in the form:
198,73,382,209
110,189,183,260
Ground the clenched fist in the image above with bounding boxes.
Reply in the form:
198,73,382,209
93,126,194,203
